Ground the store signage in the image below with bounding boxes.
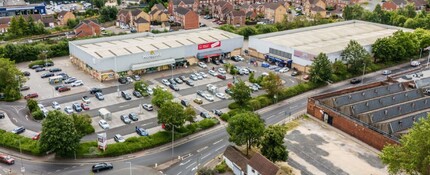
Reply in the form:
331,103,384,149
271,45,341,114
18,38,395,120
97,133,107,151
142,50,161,59
198,41,221,50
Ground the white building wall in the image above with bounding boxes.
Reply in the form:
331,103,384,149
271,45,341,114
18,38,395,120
247,164,260,175
223,156,245,175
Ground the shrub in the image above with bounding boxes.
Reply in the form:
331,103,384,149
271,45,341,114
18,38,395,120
256,95,272,107
248,99,261,110
197,118,219,129
220,113,231,122
228,102,240,109
215,161,230,173
0,129,41,155
26,99,38,112
32,109,44,120
28,59,53,68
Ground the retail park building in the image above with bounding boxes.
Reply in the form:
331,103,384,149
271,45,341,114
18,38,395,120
69,28,243,81
248,20,412,72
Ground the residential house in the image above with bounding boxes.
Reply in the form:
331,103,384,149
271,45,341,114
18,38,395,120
247,153,280,175
42,15,56,28
57,11,76,26
382,0,407,10
0,14,56,33
0,18,10,33
223,146,249,175
251,3,266,14
264,3,286,23
152,3,167,11
74,20,101,38
173,6,199,29
168,0,199,14
246,10,258,20
150,9,169,22
311,6,326,17
117,9,131,27
134,17,150,32
408,0,427,10
227,10,246,26
303,0,326,16
211,1,234,20
116,9,150,29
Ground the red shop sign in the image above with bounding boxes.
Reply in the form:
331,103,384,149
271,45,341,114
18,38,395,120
198,41,221,50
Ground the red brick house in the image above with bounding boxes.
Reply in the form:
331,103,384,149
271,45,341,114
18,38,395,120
168,0,199,14
409,0,428,10
174,7,199,29
227,10,245,26
211,1,233,19
74,20,101,38
382,1,398,10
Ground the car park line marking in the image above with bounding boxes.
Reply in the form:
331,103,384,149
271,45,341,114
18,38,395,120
267,115,275,120
55,169,60,172
176,171,182,175
197,146,208,153
179,160,191,166
142,122,154,126
278,111,284,115
119,104,130,108
291,105,298,109
72,166,76,168
192,166,198,171
186,162,196,169
25,115,28,120
201,152,211,160
290,80,295,84
213,139,223,145
181,153,192,160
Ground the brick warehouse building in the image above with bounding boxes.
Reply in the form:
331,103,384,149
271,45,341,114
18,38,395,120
307,80,429,150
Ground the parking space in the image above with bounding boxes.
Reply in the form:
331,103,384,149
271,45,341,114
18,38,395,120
0,111,38,137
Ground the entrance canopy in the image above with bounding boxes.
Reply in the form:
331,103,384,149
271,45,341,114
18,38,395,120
131,59,175,71
197,49,222,59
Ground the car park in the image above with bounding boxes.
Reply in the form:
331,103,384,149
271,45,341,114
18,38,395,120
73,103,83,112
90,88,102,94
217,74,226,80
169,84,180,91
71,80,84,87
82,96,91,103
128,113,139,121
184,80,194,86
91,162,113,173
218,68,226,74
198,62,207,68
161,79,171,86
212,109,223,116
133,91,142,98
0,154,15,165
41,73,54,78
382,70,392,75
132,75,141,81
64,106,73,114
215,93,227,99
200,112,211,118
23,71,30,76
142,104,153,111
20,85,30,91
58,86,71,92
35,67,46,72
190,74,198,81
95,92,104,100
11,127,25,134
194,98,203,104
114,134,125,143
81,103,90,110
350,78,361,84
120,115,131,124
52,101,61,110
49,68,62,72
208,70,218,76
98,120,110,129
24,93,38,99
64,77,77,84
118,77,128,84
136,126,149,136
121,91,132,100
174,77,183,84
32,132,40,140
168,78,177,85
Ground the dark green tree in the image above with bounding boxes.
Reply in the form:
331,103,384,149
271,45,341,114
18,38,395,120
99,6,118,22
237,26,258,39
39,110,80,156
261,72,283,99
256,24,278,34
184,106,196,123
230,80,252,106
157,101,187,128
261,125,288,162
27,16,36,35
309,53,332,84
26,99,39,112
151,86,174,107
71,113,95,137
8,16,18,36
17,15,28,36
343,5,364,20
67,18,80,28
372,37,402,62
0,58,25,101
218,24,236,33
341,40,372,74
94,0,105,8
227,111,265,156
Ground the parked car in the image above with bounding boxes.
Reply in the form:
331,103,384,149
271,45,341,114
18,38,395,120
179,75,187,81
135,126,149,136
174,77,183,84
218,68,227,74
199,72,208,78
212,109,223,116
208,70,218,76
118,77,128,84
24,93,38,99
197,90,205,97
161,79,171,86
49,68,62,72
114,134,125,143
184,80,194,86
303,75,310,80
71,80,84,87
190,74,198,81
11,127,25,134
291,71,299,76
98,119,110,129
120,115,131,124
126,77,134,83
225,88,233,95
169,84,180,91
279,68,289,73
64,106,73,114
132,75,141,81
0,154,15,165
142,104,153,111
81,103,90,110
121,91,132,100
411,61,421,67
41,73,54,78
23,71,30,76
128,112,139,121
198,62,207,68
31,65,42,69
52,101,61,110
0,112,4,119
73,103,82,112
350,78,361,84
194,98,203,104
203,93,214,101
217,74,226,80
58,86,71,92
90,88,102,94
32,132,41,140
133,91,142,98
215,93,227,99
20,85,30,91
95,92,104,100
82,96,91,103
168,78,176,85
64,77,77,84
35,67,46,72
212,59,220,65
181,99,190,107
382,70,392,75
253,83,262,89
91,162,113,173
200,112,211,118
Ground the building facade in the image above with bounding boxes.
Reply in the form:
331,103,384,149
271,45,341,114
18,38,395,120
69,28,243,81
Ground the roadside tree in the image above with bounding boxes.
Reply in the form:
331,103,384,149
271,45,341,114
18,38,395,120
341,40,372,74
151,86,174,107
26,99,39,112
392,30,419,59
230,80,252,106
379,117,430,175
309,53,332,84
227,111,265,155
372,37,400,63
71,113,95,137
261,125,288,162
39,110,80,156
184,106,196,123
261,72,283,99
237,26,258,39
157,101,187,128
99,6,118,23
0,58,25,101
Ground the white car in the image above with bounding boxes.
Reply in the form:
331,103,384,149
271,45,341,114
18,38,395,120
208,70,218,76
161,79,171,86
114,134,125,143
262,72,269,76
51,101,61,110
236,55,244,61
98,119,110,129
147,88,154,95
279,68,289,73
198,62,207,68
82,96,91,104
382,70,392,75
196,73,203,80
64,106,73,114
203,93,214,101
411,61,421,67
71,80,84,87
199,72,208,78
218,68,227,74
126,77,134,83
37,104,45,110
215,92,227,99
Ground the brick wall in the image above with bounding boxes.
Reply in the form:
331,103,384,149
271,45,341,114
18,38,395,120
184,11,199,29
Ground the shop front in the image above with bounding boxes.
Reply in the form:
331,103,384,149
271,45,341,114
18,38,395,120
197,49,222,62
265,54,292,68
131,59,175,73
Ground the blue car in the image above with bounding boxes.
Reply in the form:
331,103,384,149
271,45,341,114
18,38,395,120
261,62,270,68
135,126,149,136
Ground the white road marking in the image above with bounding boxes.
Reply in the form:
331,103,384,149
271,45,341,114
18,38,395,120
119,104,130,108
12,118,17,122
278,111,284,115
213,139,223,145
267,115,275,120
142,122,154,126
215,145,225,152
197,146,208,153
201,152,211,160
25,115,28,120
181,153,192,160
176,172,182,175
179,160,190,166
290,80,295,83
186,162,196,169
191,166,198,171
291,105,298,109
72,166,76,168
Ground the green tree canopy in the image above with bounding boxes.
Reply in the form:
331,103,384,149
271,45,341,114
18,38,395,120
157,101,187,128
71,113,95,137
218,24,236,33
237,26,258,39
94,0,106,8
392,30,419,59
341,40,372,74
184,106,196,123
151,86,174,107
256,24,278,34
261,72,283,99
39,110,80,156
309,53,332,84
99,6,118,22
227,111,265,155
261,125,288,162
0,58,25,101
379,117,430,175
230,80,252,106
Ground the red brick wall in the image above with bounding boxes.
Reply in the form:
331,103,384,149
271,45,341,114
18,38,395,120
74,24,93,38
184,11,199,29
307,98,399,150
88,22,101,35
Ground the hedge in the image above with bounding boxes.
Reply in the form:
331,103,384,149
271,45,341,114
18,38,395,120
28,59,54,68
69,118,220,158
0,129,41,155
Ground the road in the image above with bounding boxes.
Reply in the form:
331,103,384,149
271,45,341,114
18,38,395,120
0,60,420,174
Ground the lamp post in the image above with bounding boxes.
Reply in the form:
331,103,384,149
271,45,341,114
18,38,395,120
42,50,48,67
19,138,25,175
361,63,366,84
424,46,430,68
125,162,132,175
114,56,120,97
171,64,175,79
171,123,174,162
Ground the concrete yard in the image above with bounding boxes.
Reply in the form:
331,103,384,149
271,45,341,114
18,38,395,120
285,118,388,175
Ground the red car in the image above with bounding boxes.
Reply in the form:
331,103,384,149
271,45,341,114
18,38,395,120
58,87,71,92
0,154,15,165
212,19,219,22
217,74,226,80
32,132,40,140
81,103,90,110
24,93,38,99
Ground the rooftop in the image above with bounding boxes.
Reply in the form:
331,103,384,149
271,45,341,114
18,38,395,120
251,20,412,56
69,28,241,59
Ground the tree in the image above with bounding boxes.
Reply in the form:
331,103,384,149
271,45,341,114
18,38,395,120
71,113,95,137
99,6,118,22
0,58,25,101
256,24,278,34
392,30,419,59
372,37,401,62
343,5,364,20
17,15,28,36
157,101,187,128
332,60,348,76
8,16,18,36
237,26,258,39
94,0,105,8
227,111,265,156
309,53,332,84
27,16,36,35
26,99,38,112
379,117,430,175
230,80,252,106
261,72,283,99
184,107,196,123
151,86,174,107
67,18,80,29
261,125,288,162
39,110,80,156
341,40,372,74
218,24,236,33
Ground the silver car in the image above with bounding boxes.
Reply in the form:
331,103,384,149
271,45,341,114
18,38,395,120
52,101,61,110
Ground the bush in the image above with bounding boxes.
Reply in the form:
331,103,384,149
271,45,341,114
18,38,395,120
32,109,44,120
228,102,240,109
28,59,53,68
248,99,261,110
0,129,41,155
256,95,272,107
27,99,38,112
215,161,230,173
220,113,231,122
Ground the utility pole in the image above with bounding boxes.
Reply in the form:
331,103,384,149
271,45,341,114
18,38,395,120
425,46,430,68
361,63,366,84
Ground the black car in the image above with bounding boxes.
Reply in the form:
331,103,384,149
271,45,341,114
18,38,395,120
225,88,233,95
49,68,62,72
133,91,142,98
128,112,139,121
23,71,30,76
350,78,362,84
31,65,42,69
19,86,30,91
41,73,54,78
212,109,223,116
219,59,226,64
212,59,220,65
121,91,131,100
200,112,211,118
91,162,113,173
45,62,54,67
118,77,127,84
197,90,205,97
0,112,4,119
169,84,179,91
168,78,176,85
184,80,194,86
181,99,190,107
174,77,183,84
11,127,25,134
90,88,102,94
35,67,46,72
179,75,187,81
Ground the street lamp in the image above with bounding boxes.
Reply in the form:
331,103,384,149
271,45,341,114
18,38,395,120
171,64,175,79
424,46,430,68
361,63,366,84
125,162,132,175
